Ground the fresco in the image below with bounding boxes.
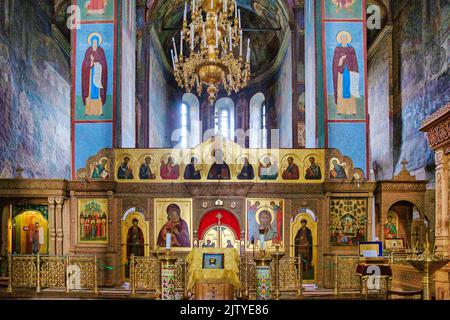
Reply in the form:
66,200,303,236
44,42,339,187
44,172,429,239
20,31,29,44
325,22,365,120
328,122,366,173
392,0,449,177
74,123,113,172
324,0,364,20
78,0,115,21
368,42,392,180
75,23,114,121
0,1,70,179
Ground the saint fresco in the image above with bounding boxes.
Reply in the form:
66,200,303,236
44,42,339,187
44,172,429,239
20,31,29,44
246,199,284,251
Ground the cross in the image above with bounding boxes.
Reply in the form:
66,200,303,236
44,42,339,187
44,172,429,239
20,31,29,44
216,213,223,247
401,159,409,168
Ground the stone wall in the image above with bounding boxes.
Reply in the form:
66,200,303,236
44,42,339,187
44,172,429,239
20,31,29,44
0,0,71,178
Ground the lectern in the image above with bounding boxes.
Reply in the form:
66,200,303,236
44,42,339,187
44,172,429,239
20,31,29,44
186,247,240,300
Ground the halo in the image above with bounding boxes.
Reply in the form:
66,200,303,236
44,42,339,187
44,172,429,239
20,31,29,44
99,157,108,164
87,32,103,46
255,206,275,225
336,30,352,44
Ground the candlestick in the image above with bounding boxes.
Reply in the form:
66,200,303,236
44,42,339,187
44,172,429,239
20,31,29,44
229,26,232,51
260,233,265,251
191,24,195,51
166,232,172,250
239,30,243,56
172,37,178,62
215,16,218,48
211,0,213,10
170,49,175,68
180,31,184,57
246,38,250,63
202,22,206,47
184,3,187,23
238,9,241,29
235,0,238,19
192,0,196,13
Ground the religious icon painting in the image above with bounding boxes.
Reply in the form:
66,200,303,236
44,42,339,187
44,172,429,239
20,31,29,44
79,0,115,22
154,199,193,252
137,154,157,180
281,154,301,180
257,154,279,180
329,157,348,179
78,198,108,244
246,199,284,251
75,24,114,121
12,209,48,255
235,154,256,180
182,154,202,180
384,210,399,240
91,157,110,179
324,22,366,121
115,154,134,180
329,198,367,246
159,153,181,180
290,209,318,282
304,154,323,181
324,0,364,20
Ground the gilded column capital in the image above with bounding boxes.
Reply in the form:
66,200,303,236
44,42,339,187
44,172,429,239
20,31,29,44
55,197,65,206
48,197,55,205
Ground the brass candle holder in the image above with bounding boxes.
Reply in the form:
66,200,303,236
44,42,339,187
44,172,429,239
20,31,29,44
270,244,285,300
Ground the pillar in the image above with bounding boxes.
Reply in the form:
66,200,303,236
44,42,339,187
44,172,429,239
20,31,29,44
71,0,136,178
47,197,56,255
435,149,449,253
254,254,273,300
319,0,369,175
55,197,65,255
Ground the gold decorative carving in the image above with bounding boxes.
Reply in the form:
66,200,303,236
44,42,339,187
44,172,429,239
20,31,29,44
40,256,65,288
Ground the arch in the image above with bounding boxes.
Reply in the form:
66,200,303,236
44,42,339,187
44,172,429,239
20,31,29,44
215,97,235,140
12,210,48,254
198,209,241,241
122,207,145,221
249,92,266,148
182,93,200,147
384,200,422,249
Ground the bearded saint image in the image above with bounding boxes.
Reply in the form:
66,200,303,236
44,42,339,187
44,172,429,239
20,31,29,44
332,30,359,115
81,32,108,116
85,0,108,16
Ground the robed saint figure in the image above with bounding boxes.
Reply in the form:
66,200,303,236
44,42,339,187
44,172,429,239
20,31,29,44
294,219,313,273
82,32,108,116
126,218,145,278
332,31,359,115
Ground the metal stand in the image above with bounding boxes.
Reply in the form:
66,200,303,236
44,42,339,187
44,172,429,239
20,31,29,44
270,245,285,300
254,250,273,300
158,249,178,300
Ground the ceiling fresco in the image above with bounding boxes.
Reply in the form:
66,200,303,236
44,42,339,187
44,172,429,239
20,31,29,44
150,0,292,80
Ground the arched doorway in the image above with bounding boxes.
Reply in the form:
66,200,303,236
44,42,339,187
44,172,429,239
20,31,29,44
12,210,48,255
290,208,318,283
121,207,149,281
198,210,241,251
384,201,425,250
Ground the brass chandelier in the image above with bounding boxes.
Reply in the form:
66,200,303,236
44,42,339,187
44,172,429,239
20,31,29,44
171,0,251,105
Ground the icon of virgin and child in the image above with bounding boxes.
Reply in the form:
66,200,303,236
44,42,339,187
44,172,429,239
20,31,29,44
157,204,191,248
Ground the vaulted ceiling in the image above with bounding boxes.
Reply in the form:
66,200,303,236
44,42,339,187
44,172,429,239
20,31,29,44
149,0,292,81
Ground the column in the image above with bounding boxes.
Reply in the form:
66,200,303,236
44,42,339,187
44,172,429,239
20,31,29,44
293,3,306,148
254,253,273,300
47,197,56,255
320,0,369,175
435,149,449,253
55,197,65,255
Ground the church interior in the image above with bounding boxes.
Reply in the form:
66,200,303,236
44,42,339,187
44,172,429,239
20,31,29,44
0,0,449,301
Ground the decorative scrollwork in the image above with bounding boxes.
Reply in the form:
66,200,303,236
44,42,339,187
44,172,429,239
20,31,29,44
40,256,65,288
11,255,37,288
67,255,96,289
337,256,361,290
134,256,159,291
